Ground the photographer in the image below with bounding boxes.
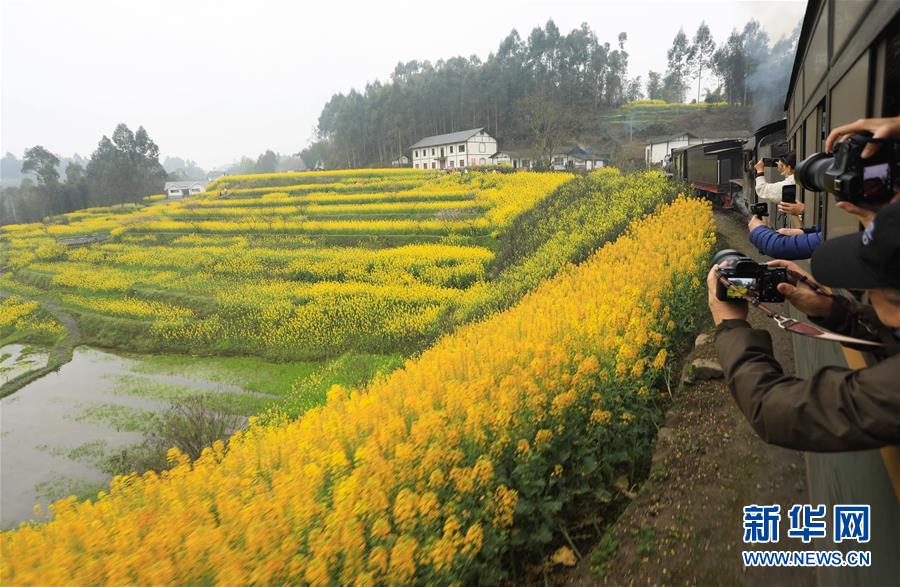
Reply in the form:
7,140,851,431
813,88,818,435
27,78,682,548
707,201,900,451
754,151,797,205
708,119,900,451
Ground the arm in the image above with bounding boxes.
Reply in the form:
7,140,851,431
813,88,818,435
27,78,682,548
755,176,784,203
749,226,821,260
715,321,900,452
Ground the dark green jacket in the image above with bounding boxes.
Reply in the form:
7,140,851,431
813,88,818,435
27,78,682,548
715,298,900,452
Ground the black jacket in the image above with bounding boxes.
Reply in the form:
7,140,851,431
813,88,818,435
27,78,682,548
715,297,900,452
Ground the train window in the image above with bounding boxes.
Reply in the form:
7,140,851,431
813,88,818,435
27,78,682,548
793,70,804,122
804,109,821,228
833,0,872,58
884,15,900,116
804,3,829,99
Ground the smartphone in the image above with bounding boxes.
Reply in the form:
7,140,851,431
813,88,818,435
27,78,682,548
781,185,796,203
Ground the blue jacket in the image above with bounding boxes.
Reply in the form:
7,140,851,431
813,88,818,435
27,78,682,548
749,225,822,260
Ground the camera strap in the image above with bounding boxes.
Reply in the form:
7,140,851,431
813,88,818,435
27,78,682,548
716,271,888,348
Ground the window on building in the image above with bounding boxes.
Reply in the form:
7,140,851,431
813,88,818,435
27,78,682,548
431,148,435,156
479,143,486,153
459,144,465,152
459,159,464,167
449,160,454,168
479,157,486,165
470,157,476,166
432,162,436,169
449,145,454,153
414,163,419,168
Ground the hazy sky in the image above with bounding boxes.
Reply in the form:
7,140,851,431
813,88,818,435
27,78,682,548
1,0,806,170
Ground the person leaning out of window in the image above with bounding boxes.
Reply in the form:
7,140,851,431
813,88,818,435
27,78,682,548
754,152,799,207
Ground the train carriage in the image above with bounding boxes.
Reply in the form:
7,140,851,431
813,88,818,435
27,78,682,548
671,140,746,207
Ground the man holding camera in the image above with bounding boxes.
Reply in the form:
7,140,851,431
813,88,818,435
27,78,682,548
708,119,900,451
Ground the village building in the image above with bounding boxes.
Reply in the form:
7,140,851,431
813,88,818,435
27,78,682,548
410,128,498,170
164,180,207,199
492,144,606,171
550,145,606,171
644,130,750,168
391,155,410,167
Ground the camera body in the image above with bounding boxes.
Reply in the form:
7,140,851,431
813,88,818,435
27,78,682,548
713,249,787,303
795,134,898,207
762,157,778,167
750,202,769,218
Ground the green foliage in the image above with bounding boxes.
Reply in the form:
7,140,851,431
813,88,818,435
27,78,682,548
85,124,167,207
590,530,620,579
22,146,60,186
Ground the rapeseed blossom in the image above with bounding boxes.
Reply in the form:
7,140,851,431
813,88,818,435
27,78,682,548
0,197,714,584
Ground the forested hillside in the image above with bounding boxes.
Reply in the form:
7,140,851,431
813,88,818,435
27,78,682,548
304,18,798,168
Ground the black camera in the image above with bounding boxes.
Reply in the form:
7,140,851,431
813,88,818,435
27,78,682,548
762,157,778,167
712,249,787,303
750,202,769,218
795,134,899,207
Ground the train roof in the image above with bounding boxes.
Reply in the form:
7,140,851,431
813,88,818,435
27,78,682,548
702,139,744,156
753,119,787,140
784,0,823,110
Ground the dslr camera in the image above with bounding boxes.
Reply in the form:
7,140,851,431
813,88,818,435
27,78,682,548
713,249,787,303
762,157,779,167
795,133,899,207
750,202,769,218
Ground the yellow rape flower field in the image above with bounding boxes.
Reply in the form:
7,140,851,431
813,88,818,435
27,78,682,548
0,169,587,360
0,196,714,585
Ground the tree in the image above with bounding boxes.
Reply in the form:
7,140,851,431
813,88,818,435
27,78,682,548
516,94,582,167
646,71,663,100
625,76,644,102
663,28,691,102
256,150,278,173
86,124,167,206
22,146,60,186
712,29,746,104
688,21,716,104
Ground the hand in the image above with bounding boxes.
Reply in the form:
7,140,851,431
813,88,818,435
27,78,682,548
767,260,834,318
835,201,876,228
707,265,749,326
754,159,765,173
825,117,900,158
777,228,805,236
748,215,767,232
835,192,900,227
777,201,805,216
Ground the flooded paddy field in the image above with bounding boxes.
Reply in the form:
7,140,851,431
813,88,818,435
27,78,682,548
0,346,284,528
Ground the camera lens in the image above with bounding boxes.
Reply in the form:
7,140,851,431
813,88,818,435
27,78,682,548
711,249,746,269
795,152,833,192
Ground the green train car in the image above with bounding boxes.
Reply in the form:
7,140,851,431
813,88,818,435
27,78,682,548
784,1,899,584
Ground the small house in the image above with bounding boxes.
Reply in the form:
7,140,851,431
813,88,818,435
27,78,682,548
551,145,606,171
164,180,207,199
391,155,410,167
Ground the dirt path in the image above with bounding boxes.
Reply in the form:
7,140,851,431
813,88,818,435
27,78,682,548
561,209,816,586
0,291,81,398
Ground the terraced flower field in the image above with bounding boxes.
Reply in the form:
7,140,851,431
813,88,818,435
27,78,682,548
1,169,572,360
